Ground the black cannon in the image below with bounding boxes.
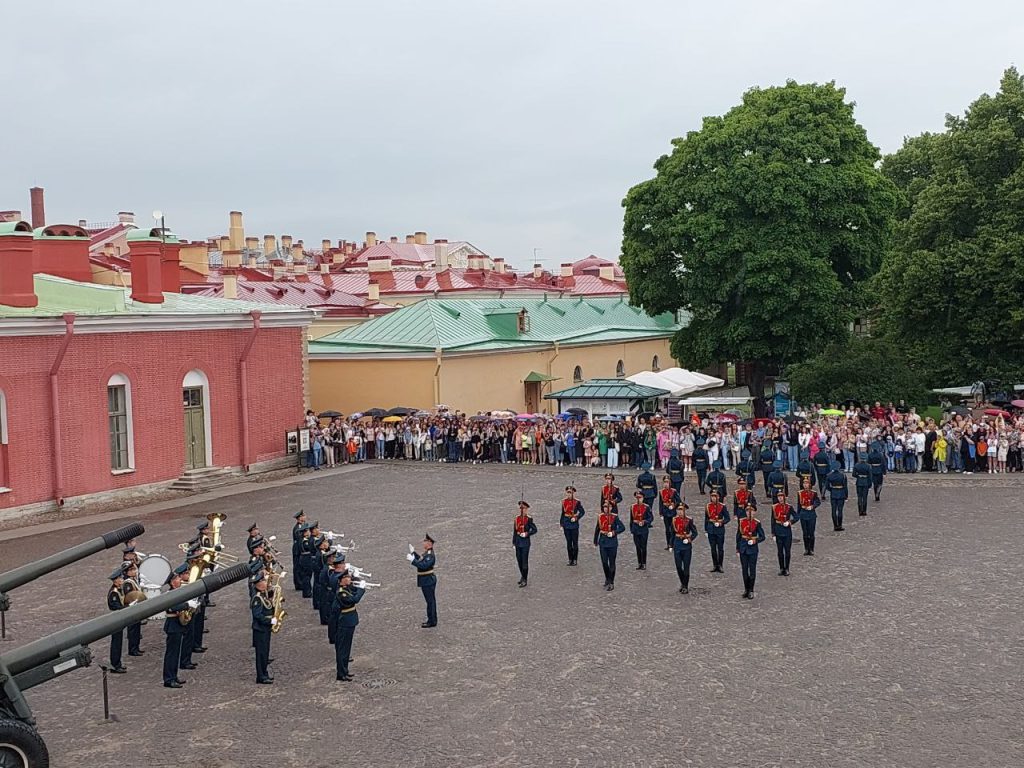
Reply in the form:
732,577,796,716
0,560,251,767
0,523,145,637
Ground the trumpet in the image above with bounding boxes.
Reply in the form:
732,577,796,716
180,543,239,563
346,564,372,580
330,540,357,554
354,580,381,589
323,530,345,541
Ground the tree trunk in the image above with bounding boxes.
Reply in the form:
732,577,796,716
748,362,768,417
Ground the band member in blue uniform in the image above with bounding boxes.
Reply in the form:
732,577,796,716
636,462,658,509
408,534,438,627
246,522,262,555
770,491,797,576
559,486,585,566
593,501,626,591
250,572,275,684
658,476,680,550
513,500,537,587
796,476,821,555
665,449,685,494
326,553,346,645
736,449,757,492
291,510,306,591
671,502,698,593
297,523,315,598
692,444,710,494
795,451,815,490
311,535,330,612
121,561,144,657
599,473,623,513
107,566,127,674
162,567,190,689
868,447,887,502
736,502,766,599
706,460,727,500
334,572,365,681
767,460,788,502
853,453,872,516
628,490,653,570
826,462,849,531
704,490,730,573
758,443,776,493
813,448,832,497
318,548,338,626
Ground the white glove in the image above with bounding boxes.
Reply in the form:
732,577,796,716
408,544,415,554
271,618,278,626
406,553,416,561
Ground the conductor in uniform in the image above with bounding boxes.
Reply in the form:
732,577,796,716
408,534,438,627
513,501,537,587
559,486,585,566
291,510,306,591
736,502,766,599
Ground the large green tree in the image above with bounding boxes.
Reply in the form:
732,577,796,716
621,81,899,414
875,67,1024,386
787,338,926,406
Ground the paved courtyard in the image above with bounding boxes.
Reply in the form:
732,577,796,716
1,463,1021,768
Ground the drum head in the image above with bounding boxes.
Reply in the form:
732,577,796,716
138,553,171,588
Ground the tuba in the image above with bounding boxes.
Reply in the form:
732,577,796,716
267,569,287,634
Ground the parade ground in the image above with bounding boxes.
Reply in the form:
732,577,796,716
1,463,1021,768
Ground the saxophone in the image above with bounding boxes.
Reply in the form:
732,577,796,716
268,569,287,634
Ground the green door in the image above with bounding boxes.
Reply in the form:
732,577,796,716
183,386,206,470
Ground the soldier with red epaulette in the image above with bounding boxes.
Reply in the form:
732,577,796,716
671,502,698,594
657,476,681,551
599,472,623,514
559,486,585,566
770,490,798,576
703,490,731,573
628,490,654,571
732,476,753,519
593,501,625,591
736,502,766,599
512,501,537,588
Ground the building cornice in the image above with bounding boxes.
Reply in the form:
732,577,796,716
0,311,314,337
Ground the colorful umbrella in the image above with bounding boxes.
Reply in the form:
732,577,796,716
715,413,739,422
819,408,844,416
516,413,536,420
1011,400,1024,409
751,417,773,427
381,415,404,423
983,408,1011,418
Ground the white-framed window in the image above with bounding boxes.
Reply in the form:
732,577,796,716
107,373,135,472
573,366,583,383
652,355,660,372
0,389,9,490
616,360,625,378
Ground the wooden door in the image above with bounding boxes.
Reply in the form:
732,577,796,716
525,381,541,414
183,386,206,470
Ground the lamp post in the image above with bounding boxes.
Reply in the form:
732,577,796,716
152,210,166,272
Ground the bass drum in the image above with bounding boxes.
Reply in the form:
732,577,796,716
138,553,171,599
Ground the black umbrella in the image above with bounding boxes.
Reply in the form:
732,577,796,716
949,405,970,416
364,408,386,418
468,415,489,422
566,407,588,416
318,410,342,419
387,406,417,416
782,414,801,424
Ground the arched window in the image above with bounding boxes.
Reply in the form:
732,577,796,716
652,355,660,372
573,366,583,383
616,360,625,378
107,373,135,472
0,389,9,490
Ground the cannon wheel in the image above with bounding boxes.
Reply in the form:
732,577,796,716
0,719,48,768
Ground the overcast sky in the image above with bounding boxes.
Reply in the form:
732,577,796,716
2,1,1019,268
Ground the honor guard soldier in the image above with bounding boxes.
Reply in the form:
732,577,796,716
692,445,710,494
767,460,788,502
707,460,727,500
291,510,306,591
559,487,585,566
813,448,832,497
334,571,365,681
121,561,144,657
736,502,766,599
297,523,316,598
795,451,815,490
246,523,262,554
513,501,537,587
599,473,623,513
671,502,698,593
658,477,681,550
629,490,653,570
736,449,757,492
796,476,821,556
771,491,797,576
666,449,685,494
704,490,731,573
636,462,658,510
868,447,887,502
250,572,276,684
826,462,849,531
732,476,753,519
758,443,777,492
162,566,190,689
408,534,438,628
107,566,128,674
853,453,872,516
594,501,626,591
325,553,347,645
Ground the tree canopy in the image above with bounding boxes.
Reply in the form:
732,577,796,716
787,338,926,406
874,67,1024,386
621,81,899,413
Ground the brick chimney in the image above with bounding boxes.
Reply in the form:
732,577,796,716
367,256,392,273
281,235,293,252
117,211,135,225
33,225,91,282
320,262,329,274
598,265,615,280
365,231,377,247
434,243,448,273
0,223,38,307
560,263,573,278
0,211,23,223
367,279,380,302
414,231,427,245
217,236,230,253
229,211,244,251
405,234,416,244
533,263,543,279
263,234,276,257
160,239,183,293
30,187,45,229
493,257,506,274
290,244,303,263
222,269,238,300
128,235,165,304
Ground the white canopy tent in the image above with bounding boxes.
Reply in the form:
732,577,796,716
657,367,725,392
626,371,704,397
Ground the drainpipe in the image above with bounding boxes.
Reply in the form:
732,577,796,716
239,310,262,472
49,313,75,506
433,347,442,406
546,340,560,414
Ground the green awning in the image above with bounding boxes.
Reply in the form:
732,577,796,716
523,371,559,383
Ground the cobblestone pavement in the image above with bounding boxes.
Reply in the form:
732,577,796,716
1,464,1021,768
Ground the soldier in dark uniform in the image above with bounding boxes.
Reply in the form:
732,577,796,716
248,539,267,598
628,490,653,570
246,522,262,554
178,562,199,672
334,572,365,681
325,554,347,645
513,501,537,587
767,461,788,501
736,502,766,599
868,447,887,502
707,460,727,500
813,448,832,498
311,535,330,612
599,472,623,513
796,476,821,556
657,476,680,551
559,486,585,566
736,449,757,493
666,449,684,495
318,549,339,626
692,444,710,494
671,502,698,593
107,566,127,674
408,534,437,628
250,572,275,684
758,441,777,493
162,566,190,689
297,523,315,598
636,462,658,510
704,490,730,573
770,491,797,576
594,501,626,591
853,453,872,516
826,462,849,531
121,561,144,657
795,451,815,490
291,510,306,591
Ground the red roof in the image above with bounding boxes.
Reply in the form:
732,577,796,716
186,280,393,318
572,254,624,278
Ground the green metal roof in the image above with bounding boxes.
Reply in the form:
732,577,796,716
126,227,180,243
0,221,32,235
544,378,670,400
523,370,559,382
309,297,680,356
0,274,307,318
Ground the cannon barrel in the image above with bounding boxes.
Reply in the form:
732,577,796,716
3,562,250,677
0,522,145,595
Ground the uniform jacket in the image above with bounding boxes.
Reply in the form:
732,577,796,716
692,449,709,474
593,513,625,548
813,452,832,476
599,484,623,512
767,470,788,496
629,502,654,535
868,451,887,478
559,499,585,530
796,489,821,521
853,461,872,488
658,487,680,518
795,460,815,487
735,459,757,488
826,470,848,500
513,515,538,548
334,585,365,628
770,503,798,537
703,501,731,536
251,593,274,633
672,516,699,551
411,551,437,587
666,458,684,485
707,469,727,497
636,472,658,503
736,518,766,555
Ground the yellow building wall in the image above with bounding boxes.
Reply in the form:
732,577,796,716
309,358,437,414
309,317,368,340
